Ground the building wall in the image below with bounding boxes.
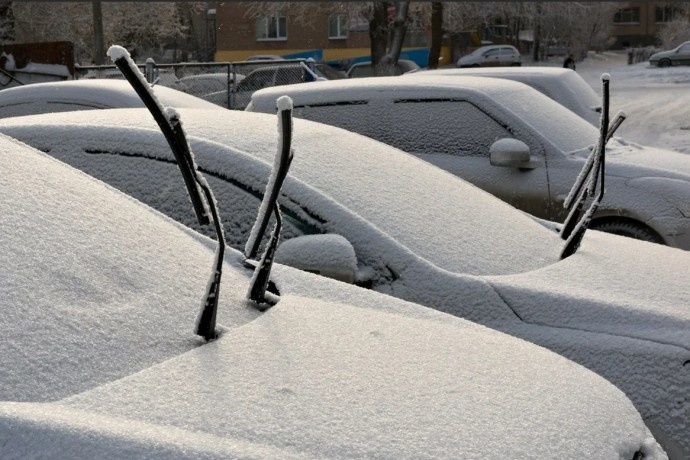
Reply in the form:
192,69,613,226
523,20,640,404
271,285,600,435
610,2,669,48
214,3,451,68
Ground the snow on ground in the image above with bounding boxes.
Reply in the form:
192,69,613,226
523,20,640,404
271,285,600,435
534,51,690,154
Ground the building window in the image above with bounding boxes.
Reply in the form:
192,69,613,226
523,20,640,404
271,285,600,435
613,8,640,24
655,6,676,23
328,14,348,39
256,16,287,41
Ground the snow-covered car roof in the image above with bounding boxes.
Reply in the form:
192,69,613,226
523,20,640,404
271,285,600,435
0,79,222,118
248,75,598,155
0,135,664,458
1,105,688,457
408,67,602,125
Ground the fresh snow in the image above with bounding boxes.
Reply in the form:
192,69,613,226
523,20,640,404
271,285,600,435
0,134,666,458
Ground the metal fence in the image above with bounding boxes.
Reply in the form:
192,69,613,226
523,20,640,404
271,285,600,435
74,59,319,110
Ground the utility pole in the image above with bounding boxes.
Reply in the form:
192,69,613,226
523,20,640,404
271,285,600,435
92,0,104,64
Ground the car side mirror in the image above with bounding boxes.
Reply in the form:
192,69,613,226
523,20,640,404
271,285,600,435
275,234,358,284
489,138,536,169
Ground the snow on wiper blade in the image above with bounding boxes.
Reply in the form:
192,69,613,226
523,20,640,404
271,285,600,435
108,45,210,226
108,45,225,341
560,74,611,259
246,96,295,308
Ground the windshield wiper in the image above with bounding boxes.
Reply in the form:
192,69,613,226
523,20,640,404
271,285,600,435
108,45,225,340
560,74,611,259
246,97,294,307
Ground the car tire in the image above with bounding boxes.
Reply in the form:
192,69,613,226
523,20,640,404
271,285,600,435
659,59,671,68
590,219,665,244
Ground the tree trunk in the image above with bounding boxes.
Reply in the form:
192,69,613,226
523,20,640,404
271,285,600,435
92,1,104,64
377,1,409,76
369,2,388,69
532,2,542,62
427,2,443,69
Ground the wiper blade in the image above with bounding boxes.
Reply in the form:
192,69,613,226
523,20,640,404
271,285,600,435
109,46,210,226
560,74,611,259
246,97,295,307
108,45,225,340
244,97,294,261
563,110,626,212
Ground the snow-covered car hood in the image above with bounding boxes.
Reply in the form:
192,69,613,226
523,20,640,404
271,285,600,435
0,135,665,458
604,139,690,181
488,230,690,351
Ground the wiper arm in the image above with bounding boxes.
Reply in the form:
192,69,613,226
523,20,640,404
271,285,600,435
109,46,210,226
244,97,294,261
560,74,611,259
108,45,225,340
246,97,295,307
562,110,626,212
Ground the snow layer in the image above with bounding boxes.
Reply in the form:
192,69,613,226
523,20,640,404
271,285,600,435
0,134,664,458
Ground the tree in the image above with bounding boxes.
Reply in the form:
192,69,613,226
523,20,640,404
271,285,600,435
427,2,443,69
0,2,14,44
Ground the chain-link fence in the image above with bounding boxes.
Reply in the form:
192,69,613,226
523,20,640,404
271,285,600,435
74,59,321,110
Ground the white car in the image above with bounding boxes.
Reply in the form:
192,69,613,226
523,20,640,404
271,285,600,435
2,106,688,457
247,75,690,251
409,67,602,125
0,134,667,459
456,44,521,68
0,79,221,118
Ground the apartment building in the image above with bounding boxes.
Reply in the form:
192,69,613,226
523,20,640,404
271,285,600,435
611,2,680,47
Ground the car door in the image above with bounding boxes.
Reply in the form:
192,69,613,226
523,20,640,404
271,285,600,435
481,48,501,67
675,42,690,65
499,47,517,66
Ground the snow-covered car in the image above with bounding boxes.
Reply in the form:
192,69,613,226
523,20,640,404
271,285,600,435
0,135,668,459
649,41,690,67
456,44,521,68
2,105,689,458
346,59,420,78
0,79,221,118
247,75,690,251
410,67,602,125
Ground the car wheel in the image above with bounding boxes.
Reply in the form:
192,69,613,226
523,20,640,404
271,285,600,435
590,219,665,244
659,59,671,68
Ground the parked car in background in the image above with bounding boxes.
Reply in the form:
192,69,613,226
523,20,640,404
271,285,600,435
457,44,521,67
0,131,668,459
3,105,688,457
649,40,690,67
0,79,221,118
411,67,601,125
346,59,420,78
248,75,690,251
206,62,325,109
246,54,285,61
169,72,245,100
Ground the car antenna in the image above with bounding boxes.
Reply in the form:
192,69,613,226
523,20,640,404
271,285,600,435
560,109,626,240
108,45,226,341
560,74,610,259
246,96,295,308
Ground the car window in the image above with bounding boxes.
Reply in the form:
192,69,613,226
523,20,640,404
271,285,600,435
484,49,500,57
237,70,275,92
678,43,690,53
500,47,516,56
295,99,513,156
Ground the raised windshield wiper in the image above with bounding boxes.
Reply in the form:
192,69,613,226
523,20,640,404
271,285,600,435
560,74,612,259
246,96,294,308
108,45,225,341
